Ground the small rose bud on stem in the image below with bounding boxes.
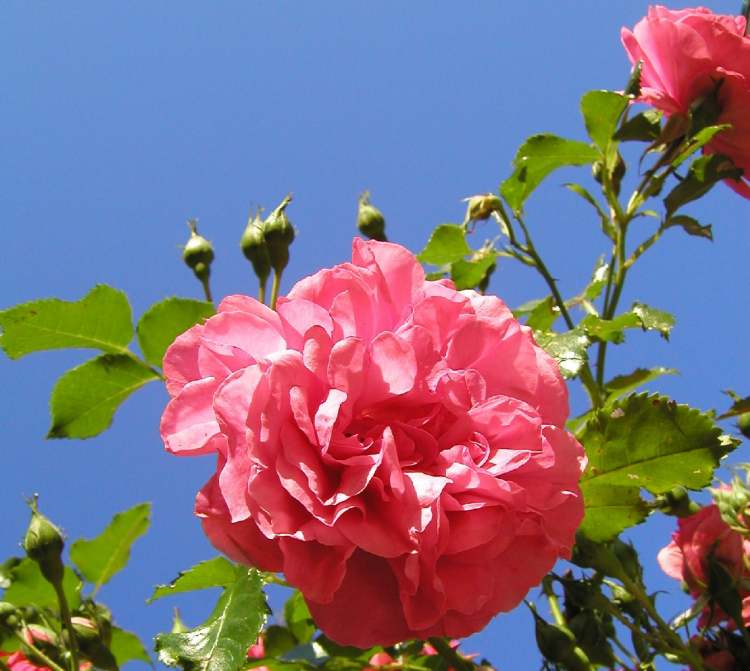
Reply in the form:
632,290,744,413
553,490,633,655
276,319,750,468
23,498,80,671
264,194,296,309
357,191,387,242
182,220,215,303
462,193,503,226
240,209,272,304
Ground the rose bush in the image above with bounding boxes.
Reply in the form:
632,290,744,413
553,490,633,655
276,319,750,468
622,5,750,197
160,238,585,647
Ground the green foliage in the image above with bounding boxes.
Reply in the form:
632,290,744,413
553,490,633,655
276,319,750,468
0,285,133,359
48,354,160,438
535,330,590,379
613,110,662,142
631,302,675,339
110,627,152,666
582,393,735,494
720,394,750,419
579,483,648,542
580,90,628,154
148,557,238,603
604,367,678,405
2,558,81,610
418,224,471,265
666,214,713,241
500,134,599,214
155,568,267,671
664,153,743,218
671,124,732,168
450,252,497,290
137,298,214,368
284,591,316,646
581,303,674,344
70,503,151,593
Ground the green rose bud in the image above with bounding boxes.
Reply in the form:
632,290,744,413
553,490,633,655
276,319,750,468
71,617,99,643
357,192,387,242
183,220,214,277
23,499,65,586
264,195,295,275
737,412,750,440
240,210,272,299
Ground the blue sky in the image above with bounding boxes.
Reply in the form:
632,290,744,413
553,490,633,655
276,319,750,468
1,2,747,669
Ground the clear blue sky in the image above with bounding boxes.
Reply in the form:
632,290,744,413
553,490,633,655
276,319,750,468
1,2,747,669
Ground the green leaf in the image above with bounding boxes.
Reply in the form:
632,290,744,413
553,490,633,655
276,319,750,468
500,134,599,214
137,298,215,368
581,393,736,495
604,367,678,405
2,558,81,610
580,90,628,153
613,110,662,143
70,503,150,592
664,154,742,217
666,215,713,241
263,626,298,658
148,557,238,603
535,330,591,379
672,124,732,168
284,591,315,645
719,395,750,420
48,354,160,439
582,257,610,302
565,184,614,240
417,225,471,265
0,285,133,360
631,302,675,339
579,483,649,542
110,627,151,666
581,313,640,344
155,568,267,671
525,297,558,332
450,253,496,290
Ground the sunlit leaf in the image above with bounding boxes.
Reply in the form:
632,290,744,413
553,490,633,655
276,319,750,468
0,285,133,359
604,367,678,405
581,393,736,494
418,225,470,265
48,354,160,439
579,483,649,542
70,502,151,592
580,90,628,153
2,558,81,610
155,568,267,671
110,627,151,666
535,330,590,379
148,557,238,603
450,253,496,290
501,134,599,214
631,302,675,339
137,298,214,368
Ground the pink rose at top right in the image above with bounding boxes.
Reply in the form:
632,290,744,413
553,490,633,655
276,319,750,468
621,5,750,198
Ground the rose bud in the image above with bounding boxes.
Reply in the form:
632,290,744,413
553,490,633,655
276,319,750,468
737,412,750,439
357,192,387,242
263,194,295,275
23,499,65,585
183,220,214,274
240,210,272,302
463,193,502,223
71,617,99,643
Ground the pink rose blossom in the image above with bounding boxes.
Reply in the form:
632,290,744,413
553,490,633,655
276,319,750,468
622,6,750,198
161,239,585,647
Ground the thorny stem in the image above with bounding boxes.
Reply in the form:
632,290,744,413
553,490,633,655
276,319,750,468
427,638,473,671
258,279,267,306
541,577,566,627
200,275,213,304
512,215,602,407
